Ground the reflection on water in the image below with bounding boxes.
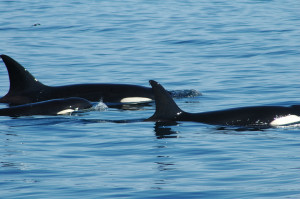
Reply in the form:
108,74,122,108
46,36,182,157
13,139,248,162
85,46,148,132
154,121,180,139
155,159,175,171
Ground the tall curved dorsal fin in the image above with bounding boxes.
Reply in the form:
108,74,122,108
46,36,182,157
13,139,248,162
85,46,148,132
0,54,45,92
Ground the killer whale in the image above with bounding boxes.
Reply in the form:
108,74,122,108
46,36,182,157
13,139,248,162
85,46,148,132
0,55,154,106
147,80,300,128
0,97,92,117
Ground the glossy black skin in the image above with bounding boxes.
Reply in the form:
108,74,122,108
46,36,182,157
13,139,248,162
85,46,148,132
0,55,154,105
0,97,92,117
174,106,300,127
148,80,300,128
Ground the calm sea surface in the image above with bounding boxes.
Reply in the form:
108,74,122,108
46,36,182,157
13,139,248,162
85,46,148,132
1,0,300,198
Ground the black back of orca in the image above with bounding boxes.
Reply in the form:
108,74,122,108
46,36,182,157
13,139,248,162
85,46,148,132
148,80,300,128
0,55,154,105
0,97,92,117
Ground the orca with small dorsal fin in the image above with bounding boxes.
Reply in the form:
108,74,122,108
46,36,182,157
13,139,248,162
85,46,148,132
147,80,300,128
0,97,92,117
0,55,154,106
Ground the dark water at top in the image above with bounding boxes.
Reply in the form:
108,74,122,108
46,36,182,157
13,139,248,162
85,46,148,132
0,0,300,198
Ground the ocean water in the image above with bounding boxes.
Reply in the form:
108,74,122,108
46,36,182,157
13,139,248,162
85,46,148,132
1,0,300,198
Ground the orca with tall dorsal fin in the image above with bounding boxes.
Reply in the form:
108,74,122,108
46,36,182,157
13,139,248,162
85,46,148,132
0,54,154,106
147,80,300,128
0,97,92,117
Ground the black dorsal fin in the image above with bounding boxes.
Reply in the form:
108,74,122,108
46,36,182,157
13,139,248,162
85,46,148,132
0,54,45,92
148,80,183,121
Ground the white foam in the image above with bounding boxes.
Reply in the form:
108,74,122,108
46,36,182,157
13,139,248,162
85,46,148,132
57,109,75,115
270,115,300,126
93,101,108,111
120,97,152,103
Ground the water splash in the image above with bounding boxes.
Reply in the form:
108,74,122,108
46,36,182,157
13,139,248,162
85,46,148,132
169,89,202,98
92,100,108,111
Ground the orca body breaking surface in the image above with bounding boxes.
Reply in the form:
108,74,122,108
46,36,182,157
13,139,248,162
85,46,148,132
0,55,154,105
0,97,92,117
148,80,300,128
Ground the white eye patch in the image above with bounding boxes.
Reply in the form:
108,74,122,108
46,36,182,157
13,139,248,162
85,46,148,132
120,97,152,103
270,115,300,126
57,109,75,115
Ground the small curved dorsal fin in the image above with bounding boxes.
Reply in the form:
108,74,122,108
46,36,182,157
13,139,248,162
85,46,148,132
148,80,183,121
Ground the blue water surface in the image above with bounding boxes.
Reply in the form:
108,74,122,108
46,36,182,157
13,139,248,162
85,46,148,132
1,0,300,198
